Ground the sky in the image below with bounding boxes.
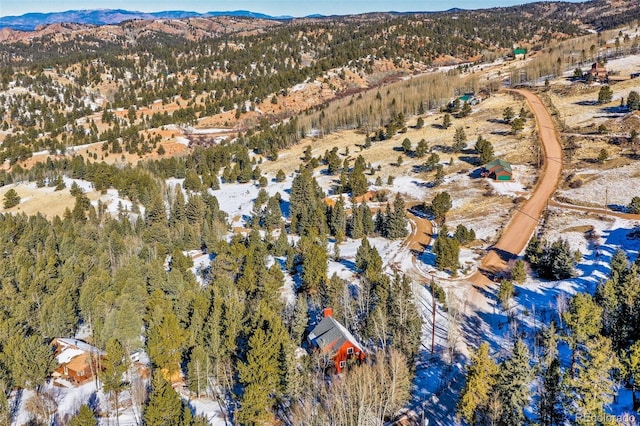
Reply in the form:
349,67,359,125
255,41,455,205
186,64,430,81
0,0,589,18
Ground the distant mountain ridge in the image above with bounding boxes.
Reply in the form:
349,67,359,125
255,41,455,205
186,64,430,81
0,9,297,31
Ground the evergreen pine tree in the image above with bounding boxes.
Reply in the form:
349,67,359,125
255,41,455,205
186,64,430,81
348,201,364,239
272,225,289,257
360,202,374,236
525,234,543,267
6,334,53,390
568,336,620,425
238,306,287,425
503,106,515,122
460,102,471,117
416,139,428,158
457,342,498,425
187,345,210,398
442,113,451,129
385,194,408,239
301,238,328,294
538,358,565,426
289,168,326,235
147,310,186,377
68,405,97,426
100,339,130,426
625,341,640,410
452,127,467,152
496,340,533,426
563,293,603,374
374,209,386,235
291,295,309,345
329,197,346,238
598,85,613,104
356,237,372,271
261,196,283,231
430,191,452,222
0,380,9,426
627,91,640,111
171,185,186,225
511,259,527,283
348,155,369,197
143,372,184,425
3,188,20,209
433,234,460,272
389,274,423,361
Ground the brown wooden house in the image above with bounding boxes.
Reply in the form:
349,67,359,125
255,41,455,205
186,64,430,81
588,62,608,83
308,308,366,374
51,338,105,386
482,159,513,181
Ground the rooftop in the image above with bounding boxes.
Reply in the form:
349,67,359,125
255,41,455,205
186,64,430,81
308,316,364,357
485,158,512,172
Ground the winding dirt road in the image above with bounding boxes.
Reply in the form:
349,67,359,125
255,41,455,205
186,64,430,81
481,89,564,273
406,211,434,252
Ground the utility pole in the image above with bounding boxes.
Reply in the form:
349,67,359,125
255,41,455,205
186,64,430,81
430,274,436,355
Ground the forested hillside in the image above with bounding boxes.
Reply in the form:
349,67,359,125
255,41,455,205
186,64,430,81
1,0,640,424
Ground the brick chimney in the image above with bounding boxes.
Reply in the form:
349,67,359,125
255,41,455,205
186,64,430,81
323,307,333,318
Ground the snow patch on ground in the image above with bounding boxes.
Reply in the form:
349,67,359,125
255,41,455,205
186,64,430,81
556,162,640,208
175,136,190,146
489,179,526,196
63,176,94,193
210,178,291,228
186,397,229,425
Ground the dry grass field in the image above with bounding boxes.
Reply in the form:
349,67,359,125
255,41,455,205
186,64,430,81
260,92,537,178
0,183,102,218
257,91,540,245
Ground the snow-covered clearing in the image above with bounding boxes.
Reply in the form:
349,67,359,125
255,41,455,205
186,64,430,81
556,162,640,209
10,380,228,426
209,178,291,228
415,207,640,423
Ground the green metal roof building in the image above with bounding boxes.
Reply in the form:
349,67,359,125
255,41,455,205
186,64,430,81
484,159,513,181
513,48,527,58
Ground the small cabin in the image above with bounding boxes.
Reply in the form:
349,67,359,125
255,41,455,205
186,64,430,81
588,62,608,83
513,48,527,60
308,308,366,374
482,159,512,181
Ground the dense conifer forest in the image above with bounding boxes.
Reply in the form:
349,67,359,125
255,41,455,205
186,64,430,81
1,0,640,424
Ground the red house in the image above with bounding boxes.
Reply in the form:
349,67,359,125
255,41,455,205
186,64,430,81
51,338,105,386
308,308,366,374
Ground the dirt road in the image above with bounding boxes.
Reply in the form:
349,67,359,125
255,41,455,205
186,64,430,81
481,89,564,273
549,199,640,221
406,211,434,252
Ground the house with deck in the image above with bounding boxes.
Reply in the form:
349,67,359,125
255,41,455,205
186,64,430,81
51,338,105,386
308,308,366,374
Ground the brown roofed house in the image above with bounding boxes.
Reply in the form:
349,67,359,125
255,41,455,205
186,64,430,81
588,62,608,83
308,308,366,374
51,338,105,387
